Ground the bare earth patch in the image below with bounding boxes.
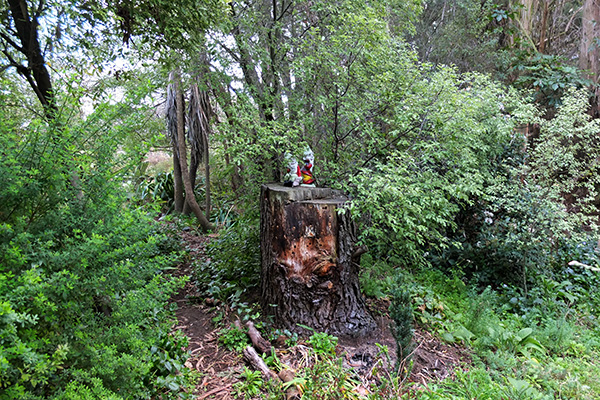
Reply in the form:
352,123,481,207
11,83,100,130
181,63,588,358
170,230,471,398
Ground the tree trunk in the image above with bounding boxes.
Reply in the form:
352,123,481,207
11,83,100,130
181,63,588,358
211,83,243,193
204,131,211,217
6,0,58,120
181,156,197,215
185,53,214,216
174,71,214,232
172,139,185,213
167,72,185,212
518,0,539,51
260,184,375,336
579,0,600,116
538,0,549,53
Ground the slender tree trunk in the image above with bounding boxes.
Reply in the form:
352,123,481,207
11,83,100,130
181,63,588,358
204,131,211,217
230,2,267,121
172,141,185,213
182,140,199,215
518,0,539,51
538,0,549,53
185,52,213,215
211,84,243,192
167,72,185,212
174,71,214,231
579,0,600,116
4,0,91,205
230,1,283,181
183,88,207,216
223,140,241,193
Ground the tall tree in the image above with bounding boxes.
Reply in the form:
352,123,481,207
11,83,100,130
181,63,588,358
209,0,423,190
2,0,57,119
1,0,227,112
166,72,186,213
186,79,213,217
172,70,214,232
183,51,214,216
410,0,584,75
579,0,600,114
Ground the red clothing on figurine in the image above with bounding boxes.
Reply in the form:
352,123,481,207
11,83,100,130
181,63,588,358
301,161,315,185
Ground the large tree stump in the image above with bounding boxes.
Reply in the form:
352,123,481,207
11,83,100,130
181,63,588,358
260,184,375,336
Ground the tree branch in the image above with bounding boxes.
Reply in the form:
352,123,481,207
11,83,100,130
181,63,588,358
34,0,46,19
209,34,241,63
0,31,25,53
278,0,293,22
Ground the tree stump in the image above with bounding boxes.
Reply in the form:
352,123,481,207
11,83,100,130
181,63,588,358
260,184,375,336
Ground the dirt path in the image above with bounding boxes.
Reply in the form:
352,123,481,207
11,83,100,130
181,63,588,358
170,230,471,399
170,232,242,399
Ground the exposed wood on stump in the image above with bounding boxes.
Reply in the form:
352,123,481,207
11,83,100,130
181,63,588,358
260,184,375,337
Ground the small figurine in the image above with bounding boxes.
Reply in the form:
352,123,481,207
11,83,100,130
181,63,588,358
283,153,302,187
300,147,316,187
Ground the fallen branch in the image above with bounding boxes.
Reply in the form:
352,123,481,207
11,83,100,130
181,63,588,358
279,369,301,400
569,260,600,272
199,385,230,399
246,321,272,355
242,346,280,381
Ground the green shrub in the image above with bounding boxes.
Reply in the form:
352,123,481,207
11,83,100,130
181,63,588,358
511,52,593,108
195,213,261,304
219,325,250,352
293,356,361,400
0,210,192,399
359,254,396,299
346,70,536,264
307,331,338,357
0,92,193,399
233,367,264,399
135,171,176,211
389,273,415,376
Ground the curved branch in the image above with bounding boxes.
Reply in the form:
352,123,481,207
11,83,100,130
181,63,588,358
7,0,57,119
0,31,25,53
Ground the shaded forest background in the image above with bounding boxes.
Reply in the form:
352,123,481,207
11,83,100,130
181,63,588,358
3,0,600,398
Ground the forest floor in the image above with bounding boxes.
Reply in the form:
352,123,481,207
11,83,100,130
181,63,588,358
170,230,471,399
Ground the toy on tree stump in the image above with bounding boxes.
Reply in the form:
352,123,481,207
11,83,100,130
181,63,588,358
283,153,302,187
300,148,316,187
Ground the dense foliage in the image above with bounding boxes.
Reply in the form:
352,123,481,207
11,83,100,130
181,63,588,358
0,79,192,399
3,0,600,398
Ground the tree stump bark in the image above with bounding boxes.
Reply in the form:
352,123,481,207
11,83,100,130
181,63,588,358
260,184,375,337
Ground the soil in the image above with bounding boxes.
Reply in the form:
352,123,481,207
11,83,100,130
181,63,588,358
170,229,471,399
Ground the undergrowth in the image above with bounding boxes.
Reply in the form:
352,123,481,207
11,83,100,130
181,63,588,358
360,251,600,399
193,212,261,321
196,206,600,400
193,204,600,400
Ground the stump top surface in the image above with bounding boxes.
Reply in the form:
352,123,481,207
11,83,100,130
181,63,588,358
263,183,346,202
298,199,345,205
